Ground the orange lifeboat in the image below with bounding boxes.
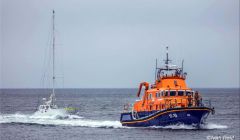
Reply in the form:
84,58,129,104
120,47,215,127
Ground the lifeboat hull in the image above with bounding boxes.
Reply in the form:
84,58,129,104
120,107,213,127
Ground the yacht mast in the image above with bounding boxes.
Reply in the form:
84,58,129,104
52,10,55,97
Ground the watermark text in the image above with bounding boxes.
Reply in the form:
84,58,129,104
206,135,235,140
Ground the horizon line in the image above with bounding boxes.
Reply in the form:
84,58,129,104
0,87,239,90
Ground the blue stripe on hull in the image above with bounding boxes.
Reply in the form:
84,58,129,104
120,108,211,127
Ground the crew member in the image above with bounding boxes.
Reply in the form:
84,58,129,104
187,94,192,107
194,91,200,106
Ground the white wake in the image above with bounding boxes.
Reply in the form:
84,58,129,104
150,123,228,130
0,111,227,129
0,110,122,128
200,123,228,129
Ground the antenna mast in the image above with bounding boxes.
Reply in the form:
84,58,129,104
182,59,184,76
155,59,157,80
165,46,171,69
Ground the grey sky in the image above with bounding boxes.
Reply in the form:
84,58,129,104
0,0,239,88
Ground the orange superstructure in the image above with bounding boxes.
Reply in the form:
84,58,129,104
132,47,201,113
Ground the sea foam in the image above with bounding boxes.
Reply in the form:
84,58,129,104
0,111,227,129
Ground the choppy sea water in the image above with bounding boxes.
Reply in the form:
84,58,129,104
0,88,239,140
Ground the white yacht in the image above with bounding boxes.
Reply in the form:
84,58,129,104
38,10,58,113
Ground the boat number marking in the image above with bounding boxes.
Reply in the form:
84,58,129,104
169,113,178,118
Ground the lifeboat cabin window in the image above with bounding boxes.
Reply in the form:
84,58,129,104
164,91,168,96
178,91,184,96
161,91,164,96
186,91,192,96
148,93,152,100
170,91,176,96
156,92,161,98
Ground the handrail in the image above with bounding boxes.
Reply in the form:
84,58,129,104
202,99,212,108
125,96,212,115
123,103,131,112
136,82,149,97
